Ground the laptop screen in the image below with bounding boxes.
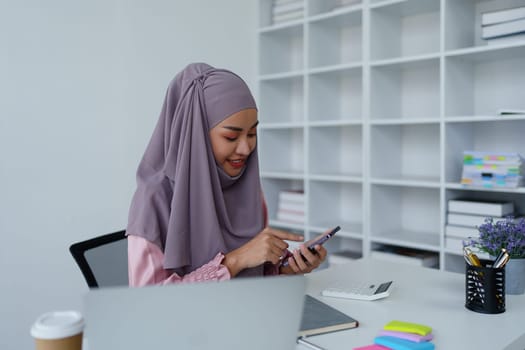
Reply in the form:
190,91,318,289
84,275,305,350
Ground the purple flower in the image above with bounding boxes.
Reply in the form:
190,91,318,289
473,217,525,258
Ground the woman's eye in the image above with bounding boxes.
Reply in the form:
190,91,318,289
225,136,237,141
248,133,257,138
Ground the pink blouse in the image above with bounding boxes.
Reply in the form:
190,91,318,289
128,235,283,287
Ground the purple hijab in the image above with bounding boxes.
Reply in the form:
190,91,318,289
127,63,264,277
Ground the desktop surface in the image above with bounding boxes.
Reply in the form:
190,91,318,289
299,258,525,350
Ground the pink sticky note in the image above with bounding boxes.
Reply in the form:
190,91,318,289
353,345,391,350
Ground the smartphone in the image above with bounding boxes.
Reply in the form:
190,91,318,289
281,226,340,267
306,225,341,253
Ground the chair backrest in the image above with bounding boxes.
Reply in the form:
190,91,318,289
69,230,128,288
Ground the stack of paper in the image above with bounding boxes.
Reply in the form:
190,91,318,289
276,190,305,224
481,6,525,43
271,0,304,25
460,151,524,189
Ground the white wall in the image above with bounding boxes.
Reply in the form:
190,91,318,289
0,1,257,348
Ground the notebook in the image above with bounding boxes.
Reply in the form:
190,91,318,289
84,275,305,350
299,294,359,337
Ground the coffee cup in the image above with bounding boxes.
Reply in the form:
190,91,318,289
31,310,84,350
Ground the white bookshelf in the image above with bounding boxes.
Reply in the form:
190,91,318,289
257,0,525,272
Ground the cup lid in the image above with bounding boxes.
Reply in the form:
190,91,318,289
30,311,84,339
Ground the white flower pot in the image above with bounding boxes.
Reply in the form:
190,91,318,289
505,258,525,295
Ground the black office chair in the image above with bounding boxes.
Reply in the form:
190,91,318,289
69,230,128,288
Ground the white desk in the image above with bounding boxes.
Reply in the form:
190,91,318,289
298,258,525,350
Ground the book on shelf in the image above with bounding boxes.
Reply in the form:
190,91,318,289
299,295,358,337
497,108,525,115
276,210,305,224
278,190,305,204
273,0,302,6
445,225,479,240
487,32,525,45
447,213,523,228
272,11,304,24
447,213,496,228
481,17,525,39
272,1,303,15
448,199,514,217
370,248,438,268
481,6,525,26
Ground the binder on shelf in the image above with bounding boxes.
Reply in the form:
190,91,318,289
481,6,525,26
448,200,514,217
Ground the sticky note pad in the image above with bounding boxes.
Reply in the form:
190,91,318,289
353,345,390,350
378,330,433,342
383,320,432,336
375,336,435,350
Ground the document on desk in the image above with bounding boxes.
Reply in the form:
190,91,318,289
299,294,358,337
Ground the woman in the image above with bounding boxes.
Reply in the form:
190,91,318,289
126,63,327,286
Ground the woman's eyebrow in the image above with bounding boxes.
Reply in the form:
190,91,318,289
222,121,259,132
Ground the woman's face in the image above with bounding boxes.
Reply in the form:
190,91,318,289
209,108,258,177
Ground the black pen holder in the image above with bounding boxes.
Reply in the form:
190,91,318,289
465,259,505,314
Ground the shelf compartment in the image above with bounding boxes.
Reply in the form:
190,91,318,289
308,67,363,122
308,125,363,177
308,10,362,68
444,47,525,118
262,178,304,223
370,0,440,61
370,58,440,120
445,188,525,218
370,123,440,180
370,184,441,249
259,24,303,75
259,127,304,173
259,76,304,124
309,180,363,235
444,119,525,184
444,0,525,51
443,253,465,274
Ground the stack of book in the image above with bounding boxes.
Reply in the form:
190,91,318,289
481,6,525,43
460,151,524,189
276,190,305,224
271,0,304,25
445,199,516,254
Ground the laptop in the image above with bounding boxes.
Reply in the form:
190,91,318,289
83,275,305,350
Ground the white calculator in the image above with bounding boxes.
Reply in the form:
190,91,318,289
321,280,393,301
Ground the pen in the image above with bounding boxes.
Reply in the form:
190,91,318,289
493,248,509,268
463,247,482,267
297,337,326,350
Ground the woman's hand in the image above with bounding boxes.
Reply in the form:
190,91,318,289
280,232,328,275
223,227,303,277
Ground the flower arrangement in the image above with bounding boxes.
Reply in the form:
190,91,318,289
473,217,525,259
